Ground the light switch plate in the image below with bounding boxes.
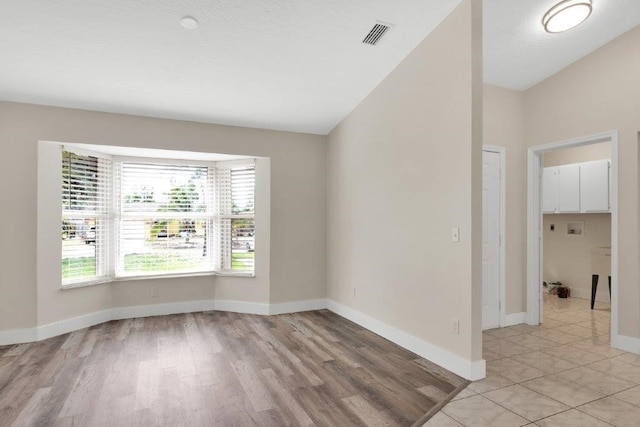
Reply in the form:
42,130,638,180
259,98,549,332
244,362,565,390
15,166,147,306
452,227,460,242
452,319,460,334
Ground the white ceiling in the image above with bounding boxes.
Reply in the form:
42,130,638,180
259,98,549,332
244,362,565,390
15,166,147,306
483,0,640,90
1,1,639,135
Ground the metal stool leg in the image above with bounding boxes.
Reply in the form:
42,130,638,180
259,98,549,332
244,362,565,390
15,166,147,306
591,274,599,309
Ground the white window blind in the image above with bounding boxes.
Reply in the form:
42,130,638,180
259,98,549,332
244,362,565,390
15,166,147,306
59,150,256,285
216,163,255,272
116,162,215,277
61,150,111,284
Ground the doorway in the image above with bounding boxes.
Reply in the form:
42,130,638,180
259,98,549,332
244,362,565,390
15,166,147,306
526,131,618,342
482,147,506,330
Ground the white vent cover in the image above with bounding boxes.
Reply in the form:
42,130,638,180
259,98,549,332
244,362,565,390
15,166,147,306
362,22,392,46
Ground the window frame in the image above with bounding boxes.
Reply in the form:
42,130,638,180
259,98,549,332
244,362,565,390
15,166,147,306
59,147,257,289
61,147,112,287
114,158,217,278
214,160,257,274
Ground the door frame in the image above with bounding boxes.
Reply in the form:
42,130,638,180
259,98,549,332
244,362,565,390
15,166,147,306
483,145,507,328
526,131,618,339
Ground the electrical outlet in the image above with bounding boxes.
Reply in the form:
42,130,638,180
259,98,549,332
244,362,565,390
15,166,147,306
151,287,159,297
452,319,460,335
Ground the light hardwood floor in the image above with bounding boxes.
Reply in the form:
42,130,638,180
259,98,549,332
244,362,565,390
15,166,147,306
0,310,465,426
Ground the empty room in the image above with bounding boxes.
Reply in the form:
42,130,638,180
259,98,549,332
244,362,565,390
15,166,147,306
1,0,640,426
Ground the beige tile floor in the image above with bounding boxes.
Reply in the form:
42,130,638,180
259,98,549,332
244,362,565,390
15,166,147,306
425,295,640,427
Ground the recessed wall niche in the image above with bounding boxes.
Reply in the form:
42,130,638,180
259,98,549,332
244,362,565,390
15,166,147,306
567,222,584,236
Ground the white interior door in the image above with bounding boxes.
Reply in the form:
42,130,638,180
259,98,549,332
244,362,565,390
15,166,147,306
482,150,501,330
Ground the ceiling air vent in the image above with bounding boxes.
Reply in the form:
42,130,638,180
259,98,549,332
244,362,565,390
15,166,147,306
362,22,392,46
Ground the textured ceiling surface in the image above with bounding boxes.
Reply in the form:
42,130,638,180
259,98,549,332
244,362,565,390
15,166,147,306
484,0,640,90
0,0,461,134
1,1,639,134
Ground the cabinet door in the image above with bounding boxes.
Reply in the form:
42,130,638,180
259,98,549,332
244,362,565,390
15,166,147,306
557,164,580,212
542,167,557,213
580,160,609,212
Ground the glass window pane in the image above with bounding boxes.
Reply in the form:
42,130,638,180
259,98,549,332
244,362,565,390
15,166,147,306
61,218,97,281
231,166,255,215
121,163,208,214
119,218,211,275
62,151,102,212
231,218,254,271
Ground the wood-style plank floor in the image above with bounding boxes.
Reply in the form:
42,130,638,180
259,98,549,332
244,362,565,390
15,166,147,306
0,310,466,426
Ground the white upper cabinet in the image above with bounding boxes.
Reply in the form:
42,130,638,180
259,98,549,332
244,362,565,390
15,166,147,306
557,164,581,213
542,167,557,213
542,159,610,214
580,160,610,212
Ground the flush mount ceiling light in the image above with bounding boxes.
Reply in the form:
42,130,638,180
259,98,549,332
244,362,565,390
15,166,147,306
180,16,198,30
543,0,592,33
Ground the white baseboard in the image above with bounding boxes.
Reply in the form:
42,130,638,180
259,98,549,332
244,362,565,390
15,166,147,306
112,299,218,320
325,299,485,381
38,309,113,341
1,297,496,379
504,312,526,327
612,334,640,354
0,327,38,346
269,299,327,315
568,287,611,304
213,299,270,315
0,298,278,345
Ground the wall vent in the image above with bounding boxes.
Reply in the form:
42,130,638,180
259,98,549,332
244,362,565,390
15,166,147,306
362,22,392,46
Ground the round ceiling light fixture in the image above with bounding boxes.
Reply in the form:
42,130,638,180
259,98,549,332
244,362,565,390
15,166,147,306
180,16,199,30
542,0,592,33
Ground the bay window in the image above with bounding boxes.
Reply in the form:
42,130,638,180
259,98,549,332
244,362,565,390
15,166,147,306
61,147,256,286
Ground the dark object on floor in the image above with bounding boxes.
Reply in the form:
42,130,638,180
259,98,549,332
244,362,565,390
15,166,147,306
557,287,570,298
591,274,611,309
546,281,562,295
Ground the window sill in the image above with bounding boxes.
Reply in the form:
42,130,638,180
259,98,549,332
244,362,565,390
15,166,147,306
62,277,112,290
215,271,255,278
114,270,218,282
61,270,254,289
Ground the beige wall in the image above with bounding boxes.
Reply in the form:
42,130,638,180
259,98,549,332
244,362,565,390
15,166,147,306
0,101,326,330
543,214,611,302
483,84,526,315
327,0,482,361
544,141,611,167
525,25,640,339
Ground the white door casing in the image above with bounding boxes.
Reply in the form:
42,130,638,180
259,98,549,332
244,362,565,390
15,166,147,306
482,150,501,330
527,131,618,351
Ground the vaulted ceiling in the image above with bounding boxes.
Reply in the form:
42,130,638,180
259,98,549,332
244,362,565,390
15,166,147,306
1,0,639,134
